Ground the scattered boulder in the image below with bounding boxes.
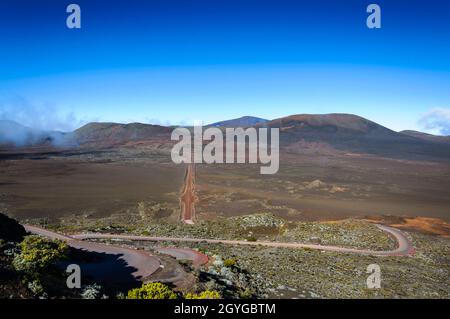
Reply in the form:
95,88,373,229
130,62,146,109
305,179,325,189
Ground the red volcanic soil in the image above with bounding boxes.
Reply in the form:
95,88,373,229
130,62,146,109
365,216,450,237
180,164,196,224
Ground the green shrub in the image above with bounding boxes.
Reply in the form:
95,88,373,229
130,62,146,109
27,280,45,296
223,258,237,268
238,288,253,299
13,235,69,273
126,282,178,299
185,290,221,299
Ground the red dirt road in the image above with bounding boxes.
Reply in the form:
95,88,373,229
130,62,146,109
73,224,415,257
155,247,209,268
181,164,196,224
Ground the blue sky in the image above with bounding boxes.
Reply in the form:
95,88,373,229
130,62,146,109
0,0,450,133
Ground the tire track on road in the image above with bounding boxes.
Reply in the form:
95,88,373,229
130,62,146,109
180,163,196,224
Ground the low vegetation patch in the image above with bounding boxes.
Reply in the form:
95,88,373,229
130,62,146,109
126,282,178,299
125,282,221,300
281,219,397,251
185,290,221,299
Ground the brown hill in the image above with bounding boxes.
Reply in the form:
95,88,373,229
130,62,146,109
265,113,393,133
260,114,450,160
73,122,172,146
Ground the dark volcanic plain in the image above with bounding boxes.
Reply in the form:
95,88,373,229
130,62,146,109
196,154,450,223
0,146,185,222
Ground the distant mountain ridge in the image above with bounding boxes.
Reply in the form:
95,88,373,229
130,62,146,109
209,116,269,127
2,114,450,161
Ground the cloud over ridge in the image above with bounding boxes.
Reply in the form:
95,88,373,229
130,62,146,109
419,108,450,136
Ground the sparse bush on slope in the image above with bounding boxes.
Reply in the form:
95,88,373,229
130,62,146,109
126,282,178,299
13,235,68,274
223,258,237,268
0,214,70,298
185,290,221,299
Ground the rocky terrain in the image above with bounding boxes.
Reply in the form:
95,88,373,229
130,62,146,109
187,230,449,299
90,226,449,299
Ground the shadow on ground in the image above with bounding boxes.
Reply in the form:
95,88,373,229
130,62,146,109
60,248,141,292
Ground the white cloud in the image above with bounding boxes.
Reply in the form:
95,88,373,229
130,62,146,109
418,108,450,136
0,97,88,132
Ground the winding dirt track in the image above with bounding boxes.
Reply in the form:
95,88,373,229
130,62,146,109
72,224,415,257
24,222,414,286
